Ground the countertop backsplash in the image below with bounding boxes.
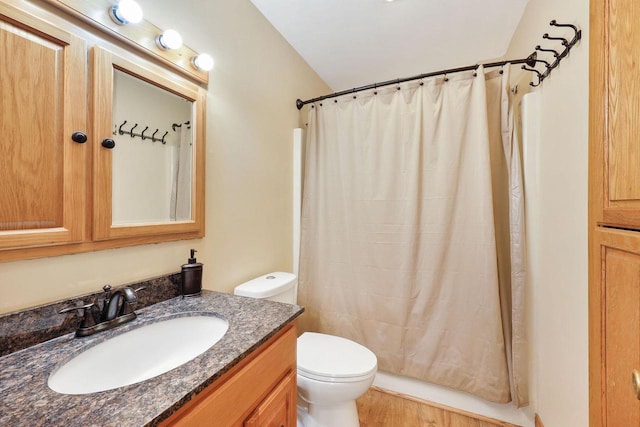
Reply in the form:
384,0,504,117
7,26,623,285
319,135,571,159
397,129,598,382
0,272,182,357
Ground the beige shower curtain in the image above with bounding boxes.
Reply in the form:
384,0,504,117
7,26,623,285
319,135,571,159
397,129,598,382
298,66,528,405
170,126,192,221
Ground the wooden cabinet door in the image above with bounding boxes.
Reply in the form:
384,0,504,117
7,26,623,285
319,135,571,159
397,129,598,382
592,0,640,229
0,2,87,251
244,371,296,427
91,46,205,242
591,228,640,426
160,325,297,427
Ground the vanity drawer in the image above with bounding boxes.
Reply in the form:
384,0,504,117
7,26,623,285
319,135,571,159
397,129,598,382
162,323,297,427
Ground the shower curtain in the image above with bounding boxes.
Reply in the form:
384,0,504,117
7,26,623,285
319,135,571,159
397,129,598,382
170,125,192,221
298,66,527,405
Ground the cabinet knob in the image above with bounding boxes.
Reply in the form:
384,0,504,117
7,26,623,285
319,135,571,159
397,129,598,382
71,131,88,144
101,138,116,149
632,369,640,400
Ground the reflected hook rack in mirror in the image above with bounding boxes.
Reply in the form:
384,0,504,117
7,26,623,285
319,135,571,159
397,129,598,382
114,120,171,144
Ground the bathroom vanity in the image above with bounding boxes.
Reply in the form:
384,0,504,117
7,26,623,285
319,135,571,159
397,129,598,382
0,290,303,426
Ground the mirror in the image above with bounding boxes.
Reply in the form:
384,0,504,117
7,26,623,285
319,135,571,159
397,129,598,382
112,70,192,225
92,46,205,242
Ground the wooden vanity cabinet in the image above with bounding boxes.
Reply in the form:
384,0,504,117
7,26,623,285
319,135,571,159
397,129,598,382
161,324,297,427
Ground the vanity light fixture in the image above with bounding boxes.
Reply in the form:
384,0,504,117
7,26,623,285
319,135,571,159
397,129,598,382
156,29,183,50
109,0,143,25
192,53,214,72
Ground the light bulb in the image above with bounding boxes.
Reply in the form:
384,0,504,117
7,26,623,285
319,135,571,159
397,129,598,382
156,29,183,50
109,0,143,25
193,53,214,72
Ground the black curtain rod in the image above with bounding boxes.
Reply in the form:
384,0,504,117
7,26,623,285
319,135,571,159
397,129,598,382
296,53,538,110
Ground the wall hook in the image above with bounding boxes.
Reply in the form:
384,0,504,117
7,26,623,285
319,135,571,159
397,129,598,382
536,45,559,58
550,20,579,35
118,120,128,135
129,123,138,138
533,58,552,69
172,121,191,131
522,65,543,87
543,33,569,47
140,126,149,140
161,131,168,144
550,20,582,44
152,129,159,142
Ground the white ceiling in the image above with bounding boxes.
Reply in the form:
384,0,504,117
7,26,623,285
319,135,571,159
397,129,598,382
250,0,529,92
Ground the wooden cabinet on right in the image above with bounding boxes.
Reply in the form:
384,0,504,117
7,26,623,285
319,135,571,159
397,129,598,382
591,229,640,426
590,0,640,425
591,0,640,229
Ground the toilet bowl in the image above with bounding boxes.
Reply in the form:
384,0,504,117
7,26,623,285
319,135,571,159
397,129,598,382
234,273,378,427
296,332,377,427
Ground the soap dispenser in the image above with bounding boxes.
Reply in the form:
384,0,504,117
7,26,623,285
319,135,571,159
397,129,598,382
181,249,203,296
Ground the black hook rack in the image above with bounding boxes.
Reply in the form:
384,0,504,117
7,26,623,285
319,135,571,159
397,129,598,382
171,121,191,131
114,120,171,144
523,20,582,87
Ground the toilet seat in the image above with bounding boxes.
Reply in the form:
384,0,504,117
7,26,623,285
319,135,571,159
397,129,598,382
297,332,377,383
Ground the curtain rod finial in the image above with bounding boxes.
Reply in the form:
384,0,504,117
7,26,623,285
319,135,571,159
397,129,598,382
296,99,304,110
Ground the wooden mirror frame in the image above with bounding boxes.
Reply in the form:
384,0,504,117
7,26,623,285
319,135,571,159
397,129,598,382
92,46,206,241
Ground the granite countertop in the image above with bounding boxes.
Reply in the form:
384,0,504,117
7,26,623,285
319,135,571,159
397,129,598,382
0,291,303,426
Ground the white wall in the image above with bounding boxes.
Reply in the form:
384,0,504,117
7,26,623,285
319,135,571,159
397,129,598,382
0,0,329,314
506,0,589,425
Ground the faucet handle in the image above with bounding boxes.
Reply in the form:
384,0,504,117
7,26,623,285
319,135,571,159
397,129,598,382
121,287,138,304
59,302,95,314
59,302,97,330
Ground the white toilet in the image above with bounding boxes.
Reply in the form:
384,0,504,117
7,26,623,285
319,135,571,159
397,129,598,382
234,272,377,427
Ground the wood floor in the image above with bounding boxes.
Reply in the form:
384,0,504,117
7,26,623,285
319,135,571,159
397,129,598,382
356,387,519,427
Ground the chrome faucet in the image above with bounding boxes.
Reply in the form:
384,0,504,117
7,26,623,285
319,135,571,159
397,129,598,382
59,285,145,337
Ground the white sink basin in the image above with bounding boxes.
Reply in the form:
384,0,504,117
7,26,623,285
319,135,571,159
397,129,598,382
48,314,228,395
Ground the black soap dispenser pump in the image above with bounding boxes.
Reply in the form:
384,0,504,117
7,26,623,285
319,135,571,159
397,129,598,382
181,249,203,296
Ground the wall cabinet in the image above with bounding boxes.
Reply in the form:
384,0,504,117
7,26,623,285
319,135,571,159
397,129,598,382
161,324,297,427
590,0,640,425
0,3,88,251
0,1,206,262
593,0,640,230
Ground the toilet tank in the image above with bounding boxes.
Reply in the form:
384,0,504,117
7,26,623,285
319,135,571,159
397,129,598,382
233,272,297,304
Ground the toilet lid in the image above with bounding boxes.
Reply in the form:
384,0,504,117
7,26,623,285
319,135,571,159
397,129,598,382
297,332,377,383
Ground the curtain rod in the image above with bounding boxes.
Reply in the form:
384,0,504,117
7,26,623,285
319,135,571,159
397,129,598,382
296,20,583,110
295,53,537,110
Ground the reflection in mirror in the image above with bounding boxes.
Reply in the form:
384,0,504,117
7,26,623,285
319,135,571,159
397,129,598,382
112,70,192,225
